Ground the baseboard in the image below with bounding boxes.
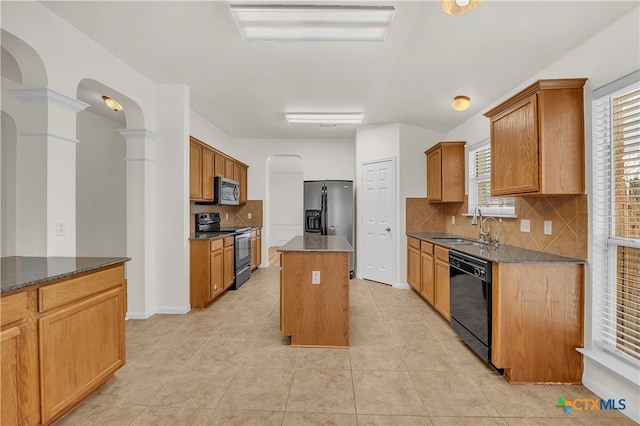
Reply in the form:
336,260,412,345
156,306,190,315
393,282,411,289
582,358,640,423
125,311,154,320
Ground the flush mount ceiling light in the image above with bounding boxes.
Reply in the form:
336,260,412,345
230,4,396,41
102,95,123,112
451,96,471,111
285,113,364,125
441,0,483,16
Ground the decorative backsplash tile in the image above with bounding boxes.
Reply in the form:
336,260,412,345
190,200,263,233
407,195,587,259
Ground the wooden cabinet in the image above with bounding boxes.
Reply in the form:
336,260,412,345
189,141,203,199
223,236,235,289
433,246,450,320
251,229,257,270
190,238,226,308
492,262,584,383
406,237,449,321
420,242,435,305
407,237,421,291
256,228,262,266
190,136,249,204
1,291,39,426
425,142,465,202
484,78,587,196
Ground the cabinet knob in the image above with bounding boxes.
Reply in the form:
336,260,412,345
385,227,391,232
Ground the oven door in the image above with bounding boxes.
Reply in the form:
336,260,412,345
235,230,251,268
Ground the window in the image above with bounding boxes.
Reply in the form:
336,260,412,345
592,72,640,364
467,139,515,217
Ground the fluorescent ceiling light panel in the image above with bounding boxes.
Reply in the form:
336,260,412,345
230,5,396,41
285,113,364,125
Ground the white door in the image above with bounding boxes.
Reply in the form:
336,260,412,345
361,159,395,285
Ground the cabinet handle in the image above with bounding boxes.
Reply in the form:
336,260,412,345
385,227,391,232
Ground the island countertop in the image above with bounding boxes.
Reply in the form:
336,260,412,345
278,235,353,253
1,256,131,294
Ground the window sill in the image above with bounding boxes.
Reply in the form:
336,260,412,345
461,213,518,219
578,346,640,387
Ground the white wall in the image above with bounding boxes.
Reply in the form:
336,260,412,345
268,172,303,247
445,8,640,423
76,109,126,256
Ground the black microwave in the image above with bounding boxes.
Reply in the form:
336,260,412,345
214,176,240,205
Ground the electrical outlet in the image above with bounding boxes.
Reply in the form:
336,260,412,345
56,221,65,236
520,219,531,233
248,212,252,219
225,213,228,220
544,220,553,235
451,215,455,225
312,271,320,284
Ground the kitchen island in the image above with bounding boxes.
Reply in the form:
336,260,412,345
1,256,129,425
278,235,352,347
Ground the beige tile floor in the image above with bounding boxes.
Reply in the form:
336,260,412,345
57,267,636,426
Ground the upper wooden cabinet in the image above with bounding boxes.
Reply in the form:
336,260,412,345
484,78,587,196
189,136,249,203
425,142,465,202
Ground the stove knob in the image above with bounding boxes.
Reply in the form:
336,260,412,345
474,267,482,277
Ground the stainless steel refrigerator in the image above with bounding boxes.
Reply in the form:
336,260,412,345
304,180,355,276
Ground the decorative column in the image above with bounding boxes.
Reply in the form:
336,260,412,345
6,88,88,256
118,128,158,318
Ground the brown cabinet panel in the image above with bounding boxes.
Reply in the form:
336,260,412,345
214,153,225,177
407,245,420,291
484,78,586,196
1,326,21,426
420,252,435,304
434,258,450,321
239,165,248,204
189,141,202,199
39,287,125,424
202,148,215,201
190,239,227,308
210,250,224,300
251,230,257,270
225,158,235,179
425,142,465,202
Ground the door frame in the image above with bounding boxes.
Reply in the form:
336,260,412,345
358,157,396,285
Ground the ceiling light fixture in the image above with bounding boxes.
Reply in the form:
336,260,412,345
451,96,471,111
230,4,396,41
441,0,483,16
102,95,123,112
285,113,364,125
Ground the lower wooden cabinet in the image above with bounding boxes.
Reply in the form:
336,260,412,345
406,237,449,321
223,236,235,289
191,238,227,308
256,228,262,266
1,263,126,425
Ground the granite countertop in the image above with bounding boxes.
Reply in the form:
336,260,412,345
189,231,235,240
1,256,131,294
407,232,585,264
278,235,353,253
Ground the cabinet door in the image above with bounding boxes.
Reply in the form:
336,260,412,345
225,158,235,179
223,245,234,289
407,245,420,291
39,288,125,424
239,165,248,204
426,147,442,201
202,148,215,201
1,326,22,426
420,252,435,304
256,234,262,266
214,153,225,177
250,230,257,270
189,142,203,199
434,259,450,321
491,95,539,195
210,249,224,300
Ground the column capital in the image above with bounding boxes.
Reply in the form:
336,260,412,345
6,87,89,113
117,129,159,141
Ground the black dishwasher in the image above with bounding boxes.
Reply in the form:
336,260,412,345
449,250,501,372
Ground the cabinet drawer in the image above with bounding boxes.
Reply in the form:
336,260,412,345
223,236,235,247
421,241,433,255
38,265,125,312
408,237,420,249
1,291,29,326
209,239,223,252
435,246,449,262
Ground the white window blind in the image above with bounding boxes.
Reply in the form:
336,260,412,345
592,75,640,363
468,140,515,217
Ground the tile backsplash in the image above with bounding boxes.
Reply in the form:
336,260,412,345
407,195,587,259
190,200,263,233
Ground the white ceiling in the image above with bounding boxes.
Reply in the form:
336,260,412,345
42,1,638,139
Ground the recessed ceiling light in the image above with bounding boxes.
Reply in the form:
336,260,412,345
230,4,396,41
285,113,364,125
441,0,483,16
451,96,471,111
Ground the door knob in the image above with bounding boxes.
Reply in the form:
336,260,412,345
385,227,391,232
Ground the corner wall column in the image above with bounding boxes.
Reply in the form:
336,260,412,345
119,128,158,319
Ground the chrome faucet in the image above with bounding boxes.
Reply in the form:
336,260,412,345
472,207,499,244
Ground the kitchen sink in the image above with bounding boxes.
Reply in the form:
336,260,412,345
431,237,476,245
